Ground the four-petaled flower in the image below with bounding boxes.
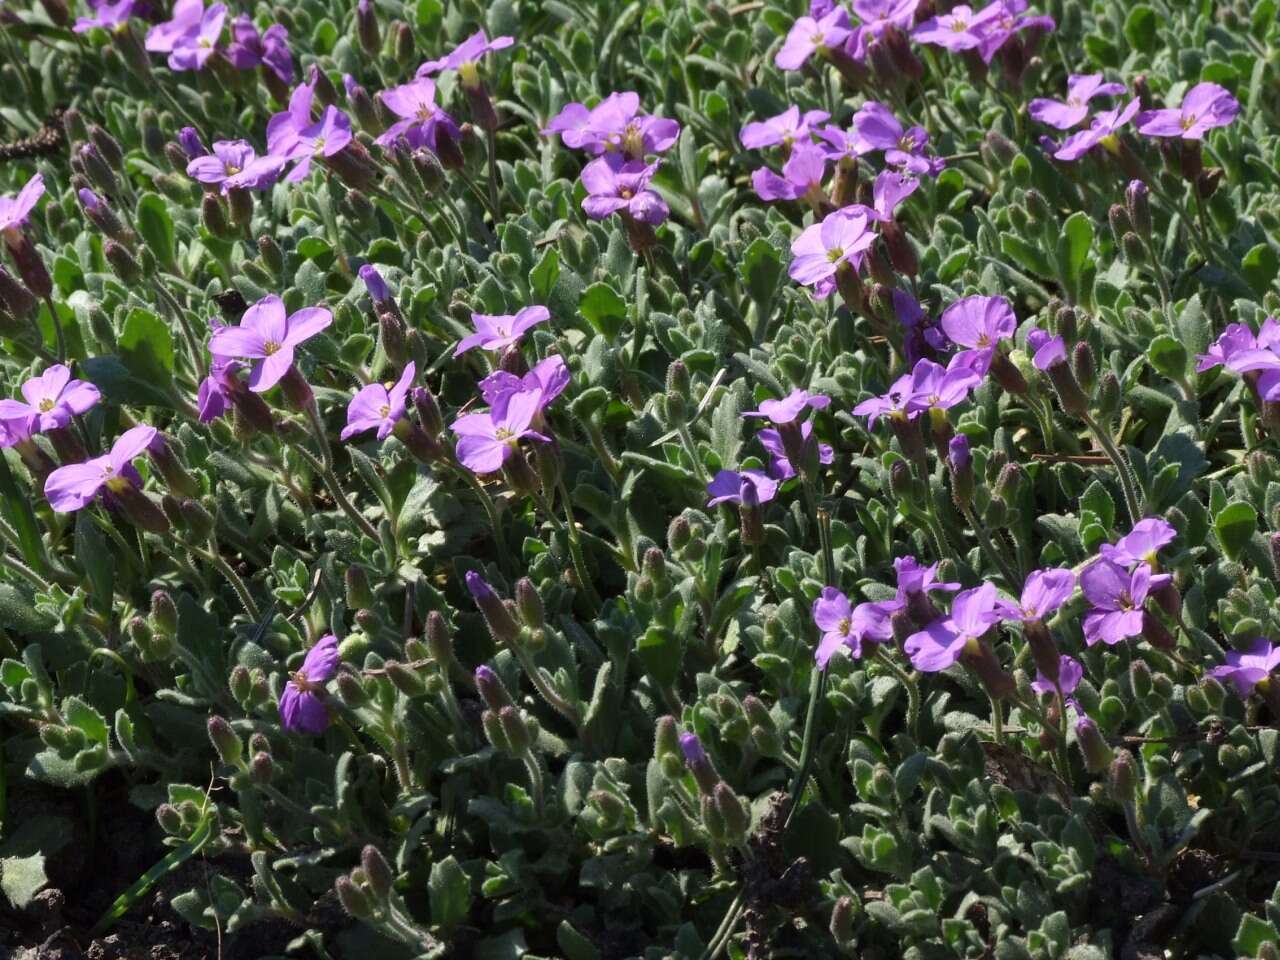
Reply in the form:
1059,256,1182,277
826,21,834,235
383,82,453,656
1080,558,1169,646
187,139,285,193
375,77,459,151
740,106,831,150
1100,518,1176,568
341,363,417,441
706,469,777,507
905,582,1001,671
1031,655,1083,698
940,294,1017,375
454,305,550,357
168,3,228,71
542,92,679,158
279,634,339,734
853,102,940,174
581,157,670,224
788,208,876,288
744,388,830,424
452,387,550,474
45,425,156,512
1029,73,1126,130
994,567,1075,622
813,586,901,667
1136,82,1239,140
207,294,332,392
775,7,852,71
417,28,514,82
74,0,136,34
1208,638,1280,698
0,364,100,432
0,174,44,243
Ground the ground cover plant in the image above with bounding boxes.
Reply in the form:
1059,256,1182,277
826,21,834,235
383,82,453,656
2,0,1280,956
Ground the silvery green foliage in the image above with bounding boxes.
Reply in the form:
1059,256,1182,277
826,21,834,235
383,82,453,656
0,0,1278,957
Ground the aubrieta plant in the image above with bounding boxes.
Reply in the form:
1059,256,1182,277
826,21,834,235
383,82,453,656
3,0,1280,958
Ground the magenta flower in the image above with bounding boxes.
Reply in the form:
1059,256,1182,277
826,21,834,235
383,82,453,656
853,0,920,31
197,357,239,422
1099,518,1176,568
1208,638,1280,698
454,305,549,357
911,3,1002,50
479,355,570,413
44,425,156,512
341,363,416,441
1136,82,1239,140
852,371,914,423
0,413,34,450
940,294,1016,375
187,140,284,193
863,170,919,222
416,28,514,78
0,364,100,432
740,106,830,150
226,17,292,82
775,7,852,70
788,208,877,288
1031,654,1083,697
852,102,938,174
706,469,778,507
895,556,960,601
994,567,1075,622
816,124,873,161
542,92,679,158
0,174,44,243
744,388,830,424
1197,323,1259,372
905,582,1001,671
581,157,670,224
904,358,981,415
279,634,339,734
975,1,1054,64
145,0,202,52
813,586,900,667
452,387,551,474
1028,329,1067,370
267,83,354,181
74,0,135,33
207,294,332,392
752,142,829,204
758,422,833,480
1029,74,1126,130
1050,98,1140,161
1080,559,1169,646
168,3,227,71
374,77,459,151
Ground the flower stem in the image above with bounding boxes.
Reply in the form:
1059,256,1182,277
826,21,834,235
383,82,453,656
962,504,1021,590
874,646,921,742
1081,412,1143,525
40,296,67,364
292,443,381,544
451,465,513,577
557,475,602,616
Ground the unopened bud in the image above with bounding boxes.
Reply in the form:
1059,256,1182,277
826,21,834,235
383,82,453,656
1076,716,1113,773
1072,341,1096,396
498,705,531,754
104,239,142,285
335,875,373,920
1125,180,1151,238
207,715,242,766
361,845,395,900
1108,749,1137,803
475,664,514,711
714,782,750,837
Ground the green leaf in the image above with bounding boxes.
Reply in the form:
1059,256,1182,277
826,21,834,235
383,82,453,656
1,854,47,909
740,238,783,306
529,247,560,303
75,512,114,615
636,625,682,689
135,193,176,272
1123,5,1158,54
1147,334,1188,383
1079,480,1115,532
1175,295,1212,360
0,452,46,575
1242,242,1279,295
118,308,174,389
63,696,109,744
578,282,628,339
0,584,56,635
1058,211,1094,302
80,355,176,408
428,855,470,933
1232,912,1279,956
1214,501,1257,561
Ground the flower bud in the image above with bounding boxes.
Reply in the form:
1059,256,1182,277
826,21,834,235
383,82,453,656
513,577,545,630
498,705,531,754
356,0,381,58
88,124,123,170
984,129,1019,167
1072,341,1096,396
78,142,118,195
1121,231,1146,264
466,572,520,644
1096,372,1121,420
1107,203,1132,245
148,433,200,498
680,732,719,795
201,193,232,238
1045,355,1089,418
947,434,974,509
207,715,243,766
668,515,691,552
714,782,750,838
386,660,427,698
1108,749,1137,803
1125,180,1151,238
103,239,142,285
179,498,215,541
1196,167,1222,199
335,875,373,920
393,20,414,66
1140,611,1174,650
0,265,35,321
1075,716,1113,773
361,845,395,900
831,896,857,945
156,803,183,834
229,664,251,703
227,186,254,228
475,664,514,711
335,672,368,707
116,484,171,535
345,566,375,610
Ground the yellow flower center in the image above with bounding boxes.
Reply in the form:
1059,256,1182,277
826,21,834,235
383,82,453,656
290,670,319,693
1181,114,1196,130
837,617,851,636
263,341,282,355
38,398,54,412
379,404,391,418
826,246,845,262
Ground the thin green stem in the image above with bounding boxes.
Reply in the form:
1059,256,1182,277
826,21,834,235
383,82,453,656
556,475,601,616
1082,413,1143,525
41,296,67,364
675,421,707,484
451,465,513,577
962,504,1021,589
522,751,545,818
874,646,921,742
185,540,260,620
989,688,1005,745
291,444,381,544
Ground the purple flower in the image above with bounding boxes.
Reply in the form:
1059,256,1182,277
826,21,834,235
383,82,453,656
359,264,391,303
341,363,416,441
1029,329,1067,370
1029,74,1126,130
1080,559,1169,646
188,139,258,187
1197,323,1258,372
1099,518,1176,568
167,3,227,71
1136,82,1239,140
948,434,971,470
740,106,830,150
816,124,873,161
1050,98,1140,162
479,355,570,413
939,295,1016,376
775,7,852,71
975,1,1054,64
44,425,156,512
226,16,292,82
852,371,914,423
454,305,549,357
542,92,679,158
895,556,959,601
416,28,514,78
267,83,354,181
752,142,829,203
866,170,919,222
911,3,1002,50
581,156,670,224
0,174,44,241
74,0,135,33
207,294,332,392
905,582,1001,671
279,634,339,734
758,422,833,480
706,469,777,507
179,127,207,159
0,364,101,432
197,357,238,422
852,102,938,174
452,387,551,474
145,0,202,52
788,208,877,288
1031,654,1083,696
374,77,459,152
744,387,830,424
994,567,1075,622
905,357,981,414
1208,638,1280,698
813,586,901,667
854,0,920,31
679,731,708,766
0,413,35,450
